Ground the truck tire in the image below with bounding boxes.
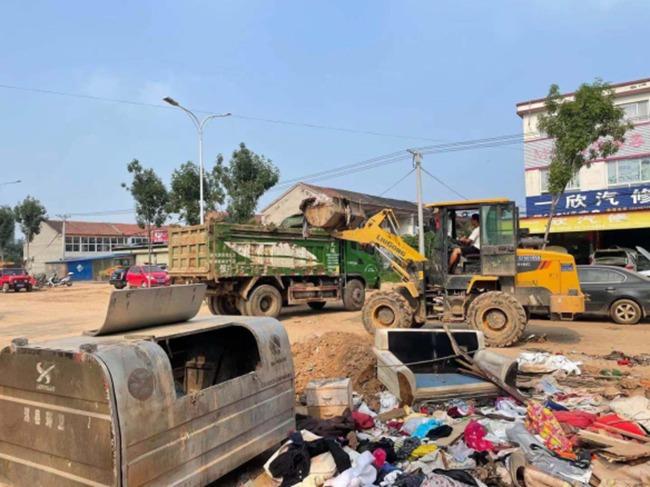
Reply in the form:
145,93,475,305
466,291,527,347
610,299,642,325
245,285,283,318
362,290,414,335
2,283,9,293
307,302,326,310
207,295,241,316
343,279,365,311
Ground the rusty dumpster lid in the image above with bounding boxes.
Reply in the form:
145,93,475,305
84,284,206,336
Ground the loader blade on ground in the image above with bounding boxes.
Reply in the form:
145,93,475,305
85,284,207,336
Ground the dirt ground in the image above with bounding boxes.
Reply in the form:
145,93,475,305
2,282,650,377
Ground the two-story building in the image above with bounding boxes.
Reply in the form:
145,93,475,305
27,220,168,278
517,78,650,262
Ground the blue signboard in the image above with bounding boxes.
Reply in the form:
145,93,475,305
526,184,650,218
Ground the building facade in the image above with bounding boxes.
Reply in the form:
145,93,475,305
27,220,167,275
517,78,650,262
261,182,421,235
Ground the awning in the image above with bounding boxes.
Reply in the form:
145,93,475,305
521,210,650,234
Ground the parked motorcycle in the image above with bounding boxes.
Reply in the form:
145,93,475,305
47,272,74,288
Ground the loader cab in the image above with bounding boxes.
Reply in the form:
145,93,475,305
427,199,518,291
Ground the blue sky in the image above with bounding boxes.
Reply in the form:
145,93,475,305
1,0,649,223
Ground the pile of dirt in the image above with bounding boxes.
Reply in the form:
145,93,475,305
292,331,383,402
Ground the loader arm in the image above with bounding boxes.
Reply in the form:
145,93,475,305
333,209,427,298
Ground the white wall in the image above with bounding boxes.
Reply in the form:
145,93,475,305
25,223,62,274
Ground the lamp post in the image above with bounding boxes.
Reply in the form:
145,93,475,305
163,97,231,225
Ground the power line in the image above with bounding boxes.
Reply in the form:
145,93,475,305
272,134,524,190
379,168,415,196
420,166,467,199
0,83,445,142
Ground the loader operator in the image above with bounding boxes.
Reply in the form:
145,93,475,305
449,213,480,272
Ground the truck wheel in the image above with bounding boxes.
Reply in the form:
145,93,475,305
610,299,642,325
307,301,326,310
246,285,282,318
208,295,241,315
466,291,527,347
2,283,9,293
343,279,365,311
362,290,414,335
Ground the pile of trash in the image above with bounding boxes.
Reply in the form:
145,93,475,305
257,350,650,486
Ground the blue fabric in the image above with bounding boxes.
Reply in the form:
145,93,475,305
412,418,443,439
414,373,486,389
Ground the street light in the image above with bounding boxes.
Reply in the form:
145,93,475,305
163,97,231,225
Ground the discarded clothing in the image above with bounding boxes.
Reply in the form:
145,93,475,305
426,425,453,440
610,395,650,431
526,402,575,460
422,473,468,487
373,448,387,468
296,411,355,438
352,411,375,430
413,419,443,439
517,352,581,375
464,420,495,452
403,416,433,435
269,432,351,487
433,469,479,487
378,391,400,414
594,413,646,436
357,437,397,463
396,437,422,460
324,450,376,487
410,444,438,459
393,470,426,487
553,410,597,429
506,423,591,485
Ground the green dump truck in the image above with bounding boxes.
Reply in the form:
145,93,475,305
168,222,381,317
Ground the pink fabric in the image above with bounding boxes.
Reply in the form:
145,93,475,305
463,420,494,452
352,411,375,430
372,448,387,468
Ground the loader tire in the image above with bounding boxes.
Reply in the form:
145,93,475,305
245,285,283,318
343,279,365,311
466,291,527,347
362,290,414,335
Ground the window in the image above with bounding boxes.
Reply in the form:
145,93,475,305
65,236,80,252
608,158,650,186
579,268,627,283
480,204,515,246
618,100,649,121
540,168,579,193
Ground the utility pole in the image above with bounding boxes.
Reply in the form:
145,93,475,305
163,97,231,225
407,150,425,255
56,213,71,260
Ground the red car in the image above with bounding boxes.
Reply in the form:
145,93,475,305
125,265,171,288
0,268,33,293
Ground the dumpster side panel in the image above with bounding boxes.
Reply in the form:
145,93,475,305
97,319,295,486
0,347,118,487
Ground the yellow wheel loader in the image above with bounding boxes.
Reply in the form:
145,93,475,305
304,198,584,347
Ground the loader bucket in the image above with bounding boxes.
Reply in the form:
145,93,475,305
85,283,207,336
300,195,366,231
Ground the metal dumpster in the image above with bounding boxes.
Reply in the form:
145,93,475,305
0,286,295,486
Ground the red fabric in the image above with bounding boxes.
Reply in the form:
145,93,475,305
553,410,597,429
352,411,375,430
594,414,646,436
464,420,495,452
372,448,387,468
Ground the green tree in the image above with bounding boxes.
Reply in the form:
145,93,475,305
168,161,225,225
214,143,280,223
122,159,169,281
14,196,47,267
0,206,15,262
3,239,23,264
538,80,632,247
